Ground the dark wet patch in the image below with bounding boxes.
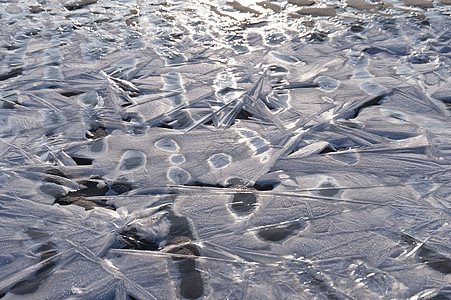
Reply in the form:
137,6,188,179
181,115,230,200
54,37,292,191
45,169,68,178
73,180,110,197
0,68,23,81
418,247,451,274
176,259,203,299
231,193,257,216
253,182,276,191
118,197,204,299
400,234,451,274
168,237,200,257
71,156,93,165
9,230,57,296
59,91,84,97
167,237,203,299
364,47,385,55
318,182,340,197
25,229,51,243
189,181,225,189
352,94,386,118
258,222,304,242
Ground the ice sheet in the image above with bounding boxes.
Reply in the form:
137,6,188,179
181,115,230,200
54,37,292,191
0,0,450,299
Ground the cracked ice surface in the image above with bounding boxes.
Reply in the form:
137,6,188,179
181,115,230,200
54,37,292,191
0,0,450,299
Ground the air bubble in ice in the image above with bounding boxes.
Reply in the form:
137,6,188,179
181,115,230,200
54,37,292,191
155,138,179,152
167,167,190,184
89,139,105,154
315,76,339,92
170,154,186,164
119,150,145,171
258,222,305,242
208,153,232,169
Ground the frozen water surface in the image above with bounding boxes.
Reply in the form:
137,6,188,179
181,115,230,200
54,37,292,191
0,0,450,299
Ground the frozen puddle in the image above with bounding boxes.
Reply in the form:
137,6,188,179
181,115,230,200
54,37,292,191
0,0,450,299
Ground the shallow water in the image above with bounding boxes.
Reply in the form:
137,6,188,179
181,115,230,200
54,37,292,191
0,0,450,299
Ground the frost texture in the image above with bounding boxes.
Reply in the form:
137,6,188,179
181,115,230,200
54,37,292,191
0,0,450,299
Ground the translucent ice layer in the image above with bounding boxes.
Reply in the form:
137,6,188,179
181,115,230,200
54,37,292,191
0,0,450,299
